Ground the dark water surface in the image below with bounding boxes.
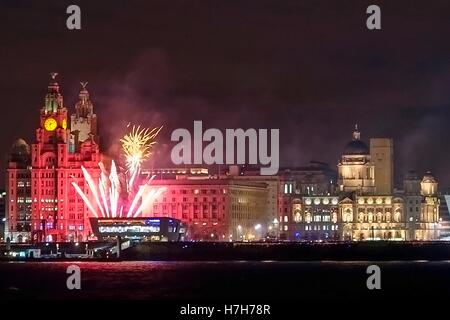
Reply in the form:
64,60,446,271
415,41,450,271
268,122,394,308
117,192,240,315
0,261,449,299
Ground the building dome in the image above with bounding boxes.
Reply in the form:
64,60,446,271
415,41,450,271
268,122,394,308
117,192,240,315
9,138,30,166
343,140,369,155
343,125,369,155
11,138,30,154
422,171,437,183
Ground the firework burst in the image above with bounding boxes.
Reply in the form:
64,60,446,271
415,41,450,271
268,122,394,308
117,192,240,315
120,125,162,189
72,160,166,219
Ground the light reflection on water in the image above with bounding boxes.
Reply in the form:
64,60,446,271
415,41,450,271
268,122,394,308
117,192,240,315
1,260,450,299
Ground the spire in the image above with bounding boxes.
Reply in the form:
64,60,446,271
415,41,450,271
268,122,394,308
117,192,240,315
352,124,361,140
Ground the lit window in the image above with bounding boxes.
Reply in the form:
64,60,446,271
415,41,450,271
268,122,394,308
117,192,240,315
283,225,288,231
284,215,288,222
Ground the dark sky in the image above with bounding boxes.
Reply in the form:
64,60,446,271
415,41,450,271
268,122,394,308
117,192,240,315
1,0,450,187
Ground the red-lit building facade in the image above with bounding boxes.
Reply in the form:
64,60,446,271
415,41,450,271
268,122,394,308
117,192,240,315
5,74,100,243
140,168,268,241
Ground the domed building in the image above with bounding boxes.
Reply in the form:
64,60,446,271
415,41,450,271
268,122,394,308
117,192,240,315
5,139,32,243
9,138,30,165
343,137,370,156
417,171,440,240
421,171,438,196
283,124,440,242
337,125,375,195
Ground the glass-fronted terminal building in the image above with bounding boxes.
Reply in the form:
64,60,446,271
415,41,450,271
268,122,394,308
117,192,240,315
89,217,186,242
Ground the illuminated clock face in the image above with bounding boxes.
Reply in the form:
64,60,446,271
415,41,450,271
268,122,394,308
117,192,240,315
44,117,57,131
62,119,67,129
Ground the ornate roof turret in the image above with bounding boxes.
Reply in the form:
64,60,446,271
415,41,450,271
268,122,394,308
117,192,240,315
75,81,94,118
44,72,64,113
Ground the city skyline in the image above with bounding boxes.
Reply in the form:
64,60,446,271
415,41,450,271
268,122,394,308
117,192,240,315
4,74,442,243
1,74,445,189
2,0,450,305
1,0,450,186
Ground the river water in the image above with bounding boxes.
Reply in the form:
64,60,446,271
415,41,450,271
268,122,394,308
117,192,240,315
0,260,449,299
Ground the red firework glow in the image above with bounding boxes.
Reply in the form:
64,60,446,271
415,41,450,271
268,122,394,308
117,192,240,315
72,160,165,218
72,125,165,219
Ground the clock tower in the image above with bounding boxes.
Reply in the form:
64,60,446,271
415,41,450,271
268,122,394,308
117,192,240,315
30,73,101,242
34,73,69,160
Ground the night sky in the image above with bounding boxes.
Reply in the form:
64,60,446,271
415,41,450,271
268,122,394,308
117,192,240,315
1,0,450,187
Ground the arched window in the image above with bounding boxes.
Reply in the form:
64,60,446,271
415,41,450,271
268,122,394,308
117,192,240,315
293,211,302,222
344,209,353,222
386,212,391,223
332,211,338,223
377,212,382,222
358,212,364,222
305,212,312,223
394,210,401,222
43,155,56,168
